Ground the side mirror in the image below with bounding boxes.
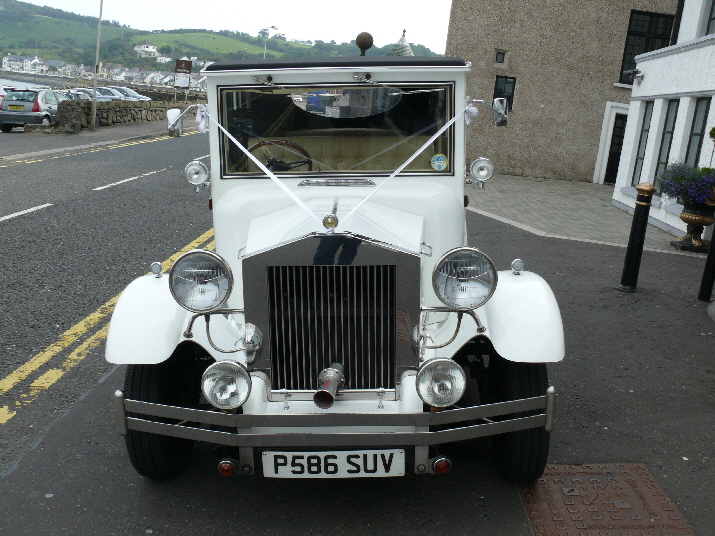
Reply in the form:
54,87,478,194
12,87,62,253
492,98,508,127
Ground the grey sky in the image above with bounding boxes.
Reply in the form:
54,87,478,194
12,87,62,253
22,0,453,54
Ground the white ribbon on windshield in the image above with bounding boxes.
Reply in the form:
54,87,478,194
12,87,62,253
341,105,472,224
196,104,473,229
197,105,321,224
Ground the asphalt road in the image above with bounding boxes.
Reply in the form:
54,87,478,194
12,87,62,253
1,134,714,535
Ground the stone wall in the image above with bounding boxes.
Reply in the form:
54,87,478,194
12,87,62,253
52,100,205,133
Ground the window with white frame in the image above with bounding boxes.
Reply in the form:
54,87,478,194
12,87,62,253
685,97,712,167
654,99,679,179
632,101,654,186
707,0,715,35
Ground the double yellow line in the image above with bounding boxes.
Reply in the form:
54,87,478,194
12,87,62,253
0,130,200,168
0,228,215,425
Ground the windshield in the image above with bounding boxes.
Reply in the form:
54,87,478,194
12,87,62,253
219,83,453,177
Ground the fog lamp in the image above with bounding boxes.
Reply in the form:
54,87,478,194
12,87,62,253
184,160,209,185
416,358,466,407
469,157,494,182
432,247,497,310
169,250,232,313
201,361,251,410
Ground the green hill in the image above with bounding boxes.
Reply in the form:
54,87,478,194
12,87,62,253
0,0,438,70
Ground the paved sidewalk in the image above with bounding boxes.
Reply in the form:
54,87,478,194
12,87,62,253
466,174,695,256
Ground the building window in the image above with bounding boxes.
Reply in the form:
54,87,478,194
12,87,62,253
495,51,505,63
620,11,674,84
707,1,715,35
654,99,679,179
632,101,654,186
685,97,712,167
493,76,516,110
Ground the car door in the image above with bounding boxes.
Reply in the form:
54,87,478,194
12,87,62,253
43,90,58,119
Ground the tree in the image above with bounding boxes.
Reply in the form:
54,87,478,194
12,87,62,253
159,45,172,55
258,28,270,39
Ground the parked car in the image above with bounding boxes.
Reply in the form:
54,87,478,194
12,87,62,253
71,88,113,101
0,85,18,107
109,86,151,101
65,90,92,101
0,89,68,132
108,51,565,483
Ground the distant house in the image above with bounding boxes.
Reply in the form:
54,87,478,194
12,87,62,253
2,54,44,73
156,56,173,64
134,41,159,58
45,59,71,76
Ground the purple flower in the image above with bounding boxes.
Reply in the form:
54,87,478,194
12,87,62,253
656,163,715,205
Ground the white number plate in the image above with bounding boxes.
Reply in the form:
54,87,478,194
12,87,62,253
263,449,405,478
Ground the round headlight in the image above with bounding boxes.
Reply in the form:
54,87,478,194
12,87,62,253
184,160,209,186
432,247,498,310
201,361,251,410
416,358,466,407
169,250,233,313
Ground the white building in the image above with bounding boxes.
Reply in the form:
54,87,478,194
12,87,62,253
134,41,159,58
612,0,715,235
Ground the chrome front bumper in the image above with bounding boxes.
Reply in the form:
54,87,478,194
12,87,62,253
114,387,556,475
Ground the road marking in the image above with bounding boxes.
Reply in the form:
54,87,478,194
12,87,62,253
0,227,215,400
93,168,167,191
0,130,201,168
0,203,53,222
466,206,705,257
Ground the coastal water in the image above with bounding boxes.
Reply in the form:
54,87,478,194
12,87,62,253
0,76,50,89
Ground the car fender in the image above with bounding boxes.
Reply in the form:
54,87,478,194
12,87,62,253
481,271,565,363
106,275,190,364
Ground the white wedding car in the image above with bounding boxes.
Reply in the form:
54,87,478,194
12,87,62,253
107,55,565,482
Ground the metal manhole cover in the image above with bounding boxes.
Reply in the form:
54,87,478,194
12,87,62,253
520,463,696,536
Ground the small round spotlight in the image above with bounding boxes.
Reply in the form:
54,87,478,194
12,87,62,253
469,157,494,182
511,259,525,274
184,160,209,186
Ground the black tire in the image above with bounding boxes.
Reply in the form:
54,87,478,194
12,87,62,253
123,362,195,479
0,124,13,133
490,360,550,483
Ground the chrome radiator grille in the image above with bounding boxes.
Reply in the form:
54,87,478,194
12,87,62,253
267,265,396,390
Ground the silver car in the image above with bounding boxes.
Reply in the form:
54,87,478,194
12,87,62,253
109,86,151,101
0,89,68,132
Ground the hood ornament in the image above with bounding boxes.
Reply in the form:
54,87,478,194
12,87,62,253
322,201,339,233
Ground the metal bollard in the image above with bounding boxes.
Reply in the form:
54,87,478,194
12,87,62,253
616,182,656,293
698,241,715,301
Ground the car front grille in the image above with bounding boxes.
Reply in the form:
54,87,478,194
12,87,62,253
267,264,396,390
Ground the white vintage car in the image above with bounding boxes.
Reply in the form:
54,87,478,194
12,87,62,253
107,53,565,482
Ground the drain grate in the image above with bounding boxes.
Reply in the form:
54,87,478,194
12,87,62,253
520,464,696,536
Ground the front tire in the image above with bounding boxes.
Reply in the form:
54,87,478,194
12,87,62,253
490,360,550,483
123,362,195,479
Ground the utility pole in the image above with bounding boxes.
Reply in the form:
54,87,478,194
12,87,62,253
90,0,104,131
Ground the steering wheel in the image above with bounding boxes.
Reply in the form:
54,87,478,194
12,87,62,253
240,139,313,172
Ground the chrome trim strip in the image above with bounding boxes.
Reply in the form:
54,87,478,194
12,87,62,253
125,413,546,447
298,179,376,187
121,393,549,427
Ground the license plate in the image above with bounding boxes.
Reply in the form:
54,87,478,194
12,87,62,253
8,105,23,110
263,449,405,478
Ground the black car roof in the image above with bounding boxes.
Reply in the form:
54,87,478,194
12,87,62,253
205,56,468,72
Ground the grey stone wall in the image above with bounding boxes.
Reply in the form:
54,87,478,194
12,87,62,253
52,100,205,133
446,0,678,181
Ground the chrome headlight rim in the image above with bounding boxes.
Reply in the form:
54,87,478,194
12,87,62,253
432,247,498,311
184,160,209,186
168,249,234,314
201,360,252,410
416,357,467,408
